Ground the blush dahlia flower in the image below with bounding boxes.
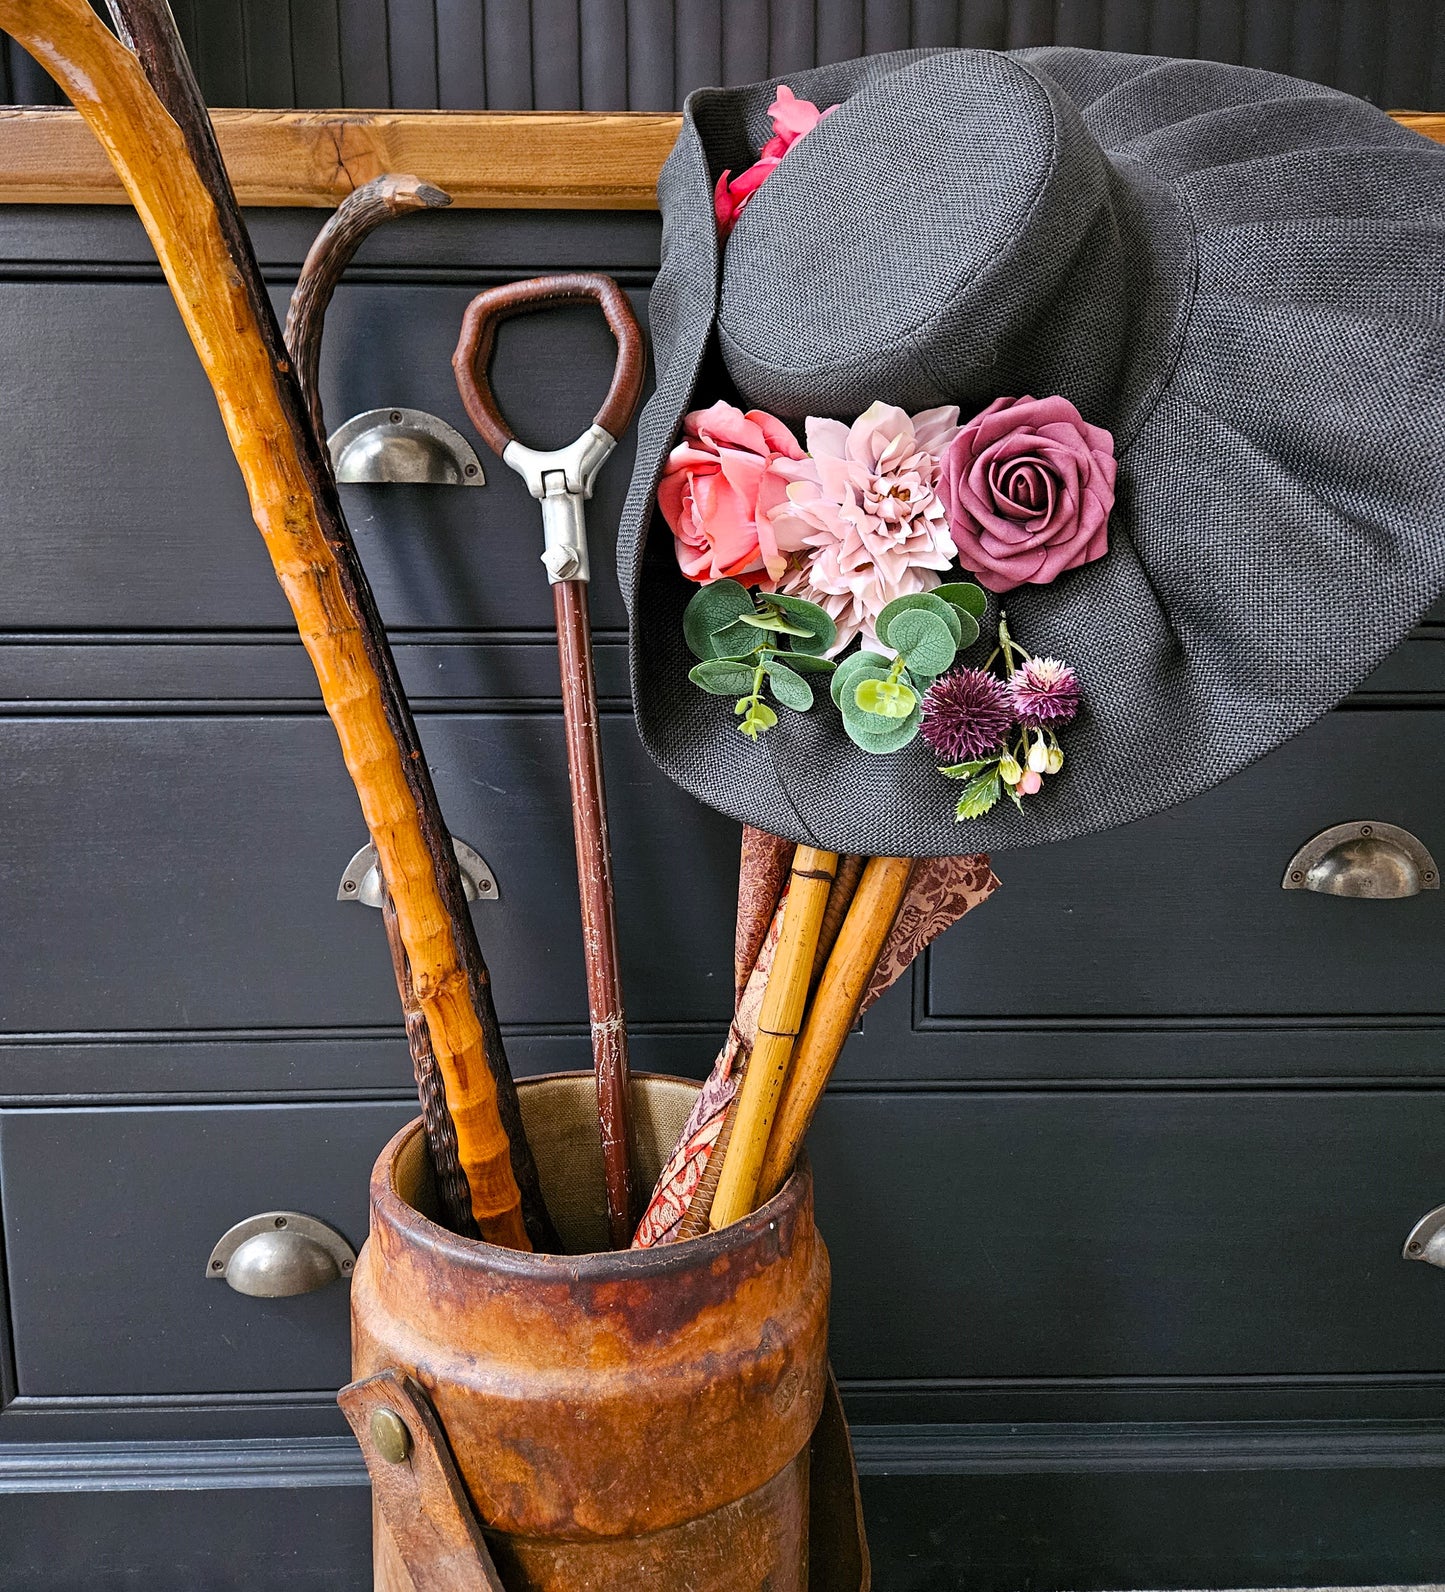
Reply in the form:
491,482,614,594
920,668,1015,763
1008,657,1081,727
770,401,961,654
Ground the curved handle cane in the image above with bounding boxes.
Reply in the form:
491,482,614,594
452,272,645,459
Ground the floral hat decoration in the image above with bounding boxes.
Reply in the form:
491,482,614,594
618,48,1445,857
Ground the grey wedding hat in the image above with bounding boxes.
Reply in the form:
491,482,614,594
618,48,1445,856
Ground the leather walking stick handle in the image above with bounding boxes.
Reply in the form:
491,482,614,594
452,272,646,458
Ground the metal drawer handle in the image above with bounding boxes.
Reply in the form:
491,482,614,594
328,407,486,487
1404,1205,1445,1269
1282,822,1438,899
338,836,498,907
206,1212,356,1297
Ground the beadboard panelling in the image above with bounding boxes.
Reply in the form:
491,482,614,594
4,0,1438,112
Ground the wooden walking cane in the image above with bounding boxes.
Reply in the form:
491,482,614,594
4,0,555,1248
756,856,914,1204
454,276,645,1248
284,172,452,440
283,172,489,1239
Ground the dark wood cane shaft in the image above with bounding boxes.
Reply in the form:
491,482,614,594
284,172,450,441
381,895,479,1238
280,172,488,1242
554,579,636,1246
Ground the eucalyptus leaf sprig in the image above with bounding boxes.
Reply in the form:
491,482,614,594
683,579,839,740
831,584,986,752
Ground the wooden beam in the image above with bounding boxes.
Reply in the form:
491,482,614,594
1394,111,1445,144
0,104,1436,210
0,106,680,207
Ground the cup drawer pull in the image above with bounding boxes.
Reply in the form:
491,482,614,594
1404,1206,1445,1269
328,407,486,487
1282,822,1437,899
206,1211,356,1297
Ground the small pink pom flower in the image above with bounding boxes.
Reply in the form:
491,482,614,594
1008,657,1081,727
920,668,1015,764
715,86,836,237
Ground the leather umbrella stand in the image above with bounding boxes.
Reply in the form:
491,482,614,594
344,1073,871,1592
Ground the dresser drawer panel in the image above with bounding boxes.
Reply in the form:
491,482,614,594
8,1089,1437,1399
814,1088,1445,1382
928,708,1445,1022
0,711,735,1034
0,278,645,631
0,1101,415,1396
0,637,631,710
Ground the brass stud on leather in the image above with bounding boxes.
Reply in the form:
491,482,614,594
371,1407,412,1464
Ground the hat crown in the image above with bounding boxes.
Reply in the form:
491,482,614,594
717,50,1124,421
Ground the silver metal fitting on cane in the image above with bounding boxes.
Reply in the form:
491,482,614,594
501,423,617,585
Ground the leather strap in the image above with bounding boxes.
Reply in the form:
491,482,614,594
340,1369,506,1592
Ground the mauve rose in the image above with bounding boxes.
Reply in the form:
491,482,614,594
659,401,813,585
939,395,1116,594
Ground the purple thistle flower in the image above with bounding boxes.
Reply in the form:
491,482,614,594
1008,657,1080,727
921,668,1014,763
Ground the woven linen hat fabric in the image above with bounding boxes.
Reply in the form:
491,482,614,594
618,47,1445,857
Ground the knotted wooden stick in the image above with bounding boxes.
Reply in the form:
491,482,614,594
283,173,483,1238
284,172,451,441
5,0,552,1247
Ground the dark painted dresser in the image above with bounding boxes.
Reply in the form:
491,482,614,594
0,190,1443,1589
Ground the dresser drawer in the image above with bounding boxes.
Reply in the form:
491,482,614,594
815,1088,1445,1384
0,276,645,631
12,1088,1439,1401
929,706,1445,1021
0,711,736,1035
0,1101,415,1396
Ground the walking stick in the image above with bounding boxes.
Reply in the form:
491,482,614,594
4,0,554,1248
708,846,838,1231
285,172,451,440
756,856,914,1204
454,275,645,1248
283,173,490,1239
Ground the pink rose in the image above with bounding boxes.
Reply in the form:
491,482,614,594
659,401,813,585
715,85,836,237
939,395,1116,594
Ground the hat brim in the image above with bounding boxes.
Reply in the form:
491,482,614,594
618,48,1445,857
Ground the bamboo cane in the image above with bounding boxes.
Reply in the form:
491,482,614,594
709,846,838,1231
756,857,914,1205
5,0,549,1247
